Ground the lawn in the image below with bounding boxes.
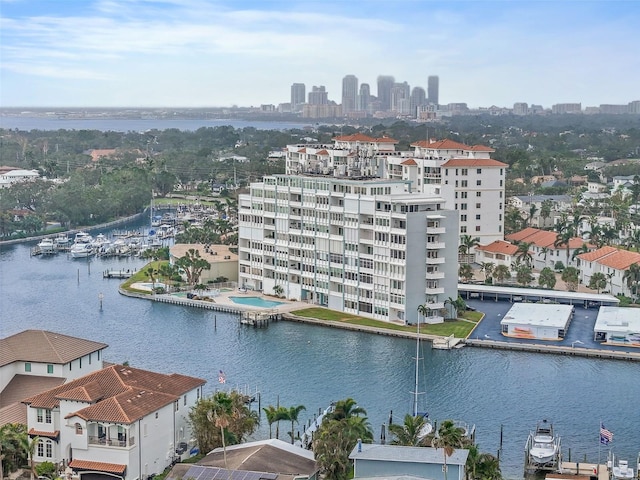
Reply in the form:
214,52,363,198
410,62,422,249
290,307,481,338
121,260,166,293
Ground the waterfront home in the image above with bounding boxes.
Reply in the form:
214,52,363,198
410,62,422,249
505,227,590,270
0,330,107,426
349,442,468,480
577,246,640,297
169,243,238,284
23,364,206,480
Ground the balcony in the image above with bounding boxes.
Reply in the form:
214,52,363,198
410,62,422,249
425,286,445,295
88,435,135,448
426,242,445,250
425,271,445,280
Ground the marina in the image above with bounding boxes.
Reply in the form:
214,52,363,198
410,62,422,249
2,222,640,479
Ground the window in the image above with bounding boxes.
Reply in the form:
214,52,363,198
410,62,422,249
37,408,44,423
476,225,481,231
476,180,482,186
25,363,31,372
476,191,481,197
45,410,51,424
47,364,53,374
45,440,52,458
75,423,83,435
461,215,467,222
37,440,44,457
175,400,179,412
183,394,187,406
477,168,482,174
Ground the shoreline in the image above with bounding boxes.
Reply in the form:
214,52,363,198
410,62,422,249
119,287,640,362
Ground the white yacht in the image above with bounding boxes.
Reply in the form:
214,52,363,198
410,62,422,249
37,238,56,254
74,231,93,244
527,419,560,469
69,243,95,258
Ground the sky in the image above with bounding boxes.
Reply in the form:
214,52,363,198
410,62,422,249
1,0,639,109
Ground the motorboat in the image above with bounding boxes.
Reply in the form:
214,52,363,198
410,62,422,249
53,233,71,246
37,238,56,254
527,419,559,468
69,243,95,258
74,231,93,243
611,459,635,480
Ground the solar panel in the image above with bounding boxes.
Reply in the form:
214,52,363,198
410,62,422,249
181,464,279,480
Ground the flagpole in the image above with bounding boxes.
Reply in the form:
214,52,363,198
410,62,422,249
598,419,601,475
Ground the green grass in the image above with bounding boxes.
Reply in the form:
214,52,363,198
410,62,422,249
290,307,480,338
121,260,167,294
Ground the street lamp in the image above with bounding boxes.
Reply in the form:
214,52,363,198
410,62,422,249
571,340,584,348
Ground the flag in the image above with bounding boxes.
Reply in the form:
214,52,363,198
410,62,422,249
600,422,613,445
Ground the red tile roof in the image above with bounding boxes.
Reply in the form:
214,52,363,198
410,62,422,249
401,159,417,166
69,460,126,475
28,428,59,440
505,227,588,249
597,250,640,270
470,145,495,152
441,158,508,168
1,330,107,367
577,246,618,262
297,147,307,153
411,139,470,150
316,149,329,155
477,240,518,255
23,365,205,423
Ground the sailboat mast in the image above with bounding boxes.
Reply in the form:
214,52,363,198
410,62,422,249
413,321,422,417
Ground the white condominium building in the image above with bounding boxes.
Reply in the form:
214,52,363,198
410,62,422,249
285,135,507,246
238,175,459,324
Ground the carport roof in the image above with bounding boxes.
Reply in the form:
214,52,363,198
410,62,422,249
458,284,619,304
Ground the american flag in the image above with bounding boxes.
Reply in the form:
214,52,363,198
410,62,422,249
600,423,613,445
218,370,226,384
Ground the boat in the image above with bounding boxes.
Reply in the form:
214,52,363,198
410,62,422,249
37,238,56,254
69,243,95,258
53,233,71,247
611,459,635,480
526,419,560,471
73,231,93,244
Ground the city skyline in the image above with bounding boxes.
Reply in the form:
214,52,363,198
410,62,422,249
1,0,638,109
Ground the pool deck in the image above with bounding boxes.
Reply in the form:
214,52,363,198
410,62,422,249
125,283,309,314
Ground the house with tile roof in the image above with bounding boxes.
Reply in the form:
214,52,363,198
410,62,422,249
23,364,206,480
475,240,519,269
505,227,592,270
577,246,640,297
0,330,107,426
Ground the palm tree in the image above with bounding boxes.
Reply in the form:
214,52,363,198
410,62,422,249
16,434,38,480
588,272,607,293
417,304,429,324
515,242,533,267
431,420,465,480
493,264,511,284
458,235,480,263
539,199,553,228
476,452,503,479
263,405,278,439
527,203,538,227
207,397,233,470
284,405,306,444
561,266,580,292
388,414,430,446
329,398,366,421
622,263,640,301
459,263,474,283
538,267,557,289
480,262,495,282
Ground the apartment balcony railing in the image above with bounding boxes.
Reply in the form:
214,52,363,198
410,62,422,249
88,435,135,448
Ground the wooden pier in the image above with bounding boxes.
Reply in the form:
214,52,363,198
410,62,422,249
240,310,281,328
103,269,136,279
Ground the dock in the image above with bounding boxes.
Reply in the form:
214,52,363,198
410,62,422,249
240,310,281,328
551,462,609,480
103,269,136,279
295,403,335,450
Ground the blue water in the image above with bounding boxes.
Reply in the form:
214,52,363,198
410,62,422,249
1,225,639,479
0,116,313,132
229,296,284,308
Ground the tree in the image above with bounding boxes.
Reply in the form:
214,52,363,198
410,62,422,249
174,248,211,285
459,235,480,263
1,423,28,480
273,285,284,297
431,420,466,480
459,263,474,283
314,398,373,480
388,414,430,447
622,263,640,301
283,405,306,444
538,267,557,289
476,452,503,480
512,261,533,286
262,405,279,439
515,242,533,267
416,304,429,323
189,390,259,455
561,266,580,292
588,272,607,293
480,262,495,282
492,264,511,283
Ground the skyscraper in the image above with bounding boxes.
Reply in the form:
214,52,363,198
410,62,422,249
341,75,358,114
377,75,395,111
291,83,306,112
308,86,328,105
358,83,370,112
410,87,426,117
391,82,410,114
428,76,439,105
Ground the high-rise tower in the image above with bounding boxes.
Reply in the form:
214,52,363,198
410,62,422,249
291,83,306,112
377,75,395,111
341,75,358,114
358,83,370,112
428,76,439,105
308,86,328,105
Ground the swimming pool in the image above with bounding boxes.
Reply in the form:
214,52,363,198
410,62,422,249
229,296,284,308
